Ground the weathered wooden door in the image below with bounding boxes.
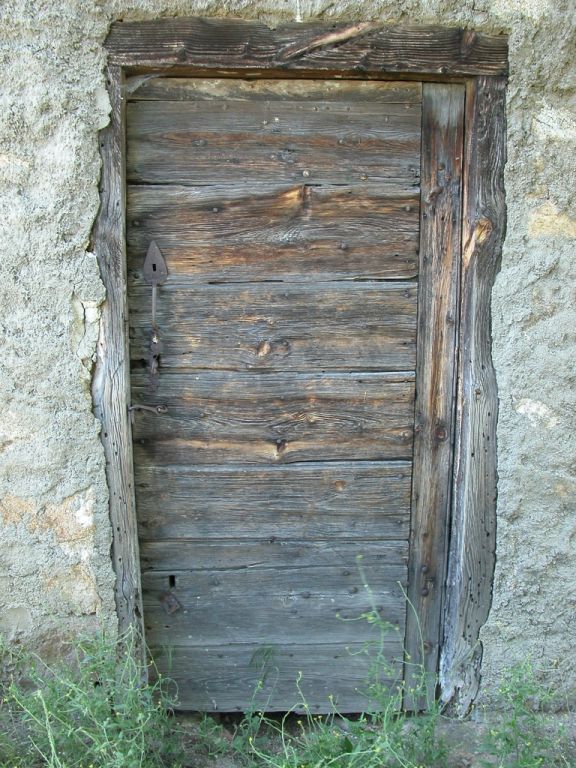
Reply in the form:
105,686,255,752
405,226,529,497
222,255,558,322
126,76,464,711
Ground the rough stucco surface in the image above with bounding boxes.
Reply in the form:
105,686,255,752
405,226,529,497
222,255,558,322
0,0,574,701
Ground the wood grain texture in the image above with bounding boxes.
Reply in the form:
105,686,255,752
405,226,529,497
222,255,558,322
440,77,506,716
127,101,420,185
152,642,403,712
106,19,508,77
135,462,412,540
140,538,409,570
95,19,509,713
128,282,417,372
91,66,145,645
142,564,406,646
130,372,415,464
127,184,420,283
127,76,422,103
405,83,465,709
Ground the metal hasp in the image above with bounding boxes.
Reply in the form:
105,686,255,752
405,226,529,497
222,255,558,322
143,241,168,385
128,402,168,425
128,403,169,415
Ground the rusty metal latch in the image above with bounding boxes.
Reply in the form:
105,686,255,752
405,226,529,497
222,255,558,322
128,404,168,415
128,403,168,424
143,241,168,386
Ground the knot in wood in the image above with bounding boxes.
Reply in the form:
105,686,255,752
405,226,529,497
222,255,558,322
475,217,493,244
434,424,448,442
256,339,272,357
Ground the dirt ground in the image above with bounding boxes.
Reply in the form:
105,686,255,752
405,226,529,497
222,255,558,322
438,716,576,767
176,712,576,768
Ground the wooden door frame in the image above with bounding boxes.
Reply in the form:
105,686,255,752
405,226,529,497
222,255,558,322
92,18,507,712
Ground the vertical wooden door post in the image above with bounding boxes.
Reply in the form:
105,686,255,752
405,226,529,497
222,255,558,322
406,83,465,709
92,65,145,645
440,76,507,714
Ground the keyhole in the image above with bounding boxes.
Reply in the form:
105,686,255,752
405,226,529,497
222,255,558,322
169,575,176,588
152,263,157,272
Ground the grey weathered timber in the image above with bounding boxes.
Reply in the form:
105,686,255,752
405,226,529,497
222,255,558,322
135,463,412,540
154,642,403,712
142,564,406,645
139,538,409,570
91,66,145,645
106,19,508,77
123,69,421,710
127,76,422,103
405,83,465,709
440,77,506,715
128,132,418,185
96,19,508,713
127,184,419,242
127,99,420,185
129,242,419,283
127,184,420,290
128,282,418,372
126,184,420,283
130,371,415,464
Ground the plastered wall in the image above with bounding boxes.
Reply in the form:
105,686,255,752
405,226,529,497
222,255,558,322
1,0,574,703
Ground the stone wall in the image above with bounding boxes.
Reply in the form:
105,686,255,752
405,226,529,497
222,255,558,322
1,0,574,702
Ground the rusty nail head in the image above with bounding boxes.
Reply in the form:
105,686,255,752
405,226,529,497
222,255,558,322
159,590,181,615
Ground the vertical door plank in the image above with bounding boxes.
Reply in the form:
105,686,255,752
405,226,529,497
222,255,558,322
440,77,506,715
405,83,465,709
92,66,145,649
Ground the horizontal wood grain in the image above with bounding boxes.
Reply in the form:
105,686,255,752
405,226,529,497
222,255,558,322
101,15,508,714
142,564,406,646
135,462,412,540
128,282,417,372
152,641,403,712
127,93,420,184
127,77,422,103
127,184,419,283
140,538,409,570
131,372,415,464
127,181,420,247
129,246,418,286
107,19,508,78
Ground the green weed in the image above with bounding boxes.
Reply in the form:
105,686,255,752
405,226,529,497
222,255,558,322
206,604,449,768
0,618,573,768
0,629,184,768
191,615,573,768
482,661,572,768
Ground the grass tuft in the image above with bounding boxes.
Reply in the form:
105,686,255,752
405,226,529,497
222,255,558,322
0,629,184,768
481,660,572,768
0,622,573,768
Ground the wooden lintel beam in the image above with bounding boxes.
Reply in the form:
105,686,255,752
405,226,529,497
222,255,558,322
106,19,508,78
